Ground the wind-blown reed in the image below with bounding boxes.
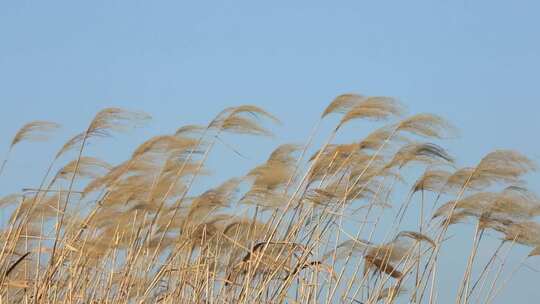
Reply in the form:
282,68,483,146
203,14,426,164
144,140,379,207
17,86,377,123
0,94,537,303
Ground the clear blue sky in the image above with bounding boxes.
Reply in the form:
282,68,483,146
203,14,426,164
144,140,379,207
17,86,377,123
1,1,539,303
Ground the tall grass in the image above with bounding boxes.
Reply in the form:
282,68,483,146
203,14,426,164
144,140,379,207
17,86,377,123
0,94,538,303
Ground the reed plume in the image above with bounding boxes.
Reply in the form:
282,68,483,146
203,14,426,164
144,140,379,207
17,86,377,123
0,94,537,304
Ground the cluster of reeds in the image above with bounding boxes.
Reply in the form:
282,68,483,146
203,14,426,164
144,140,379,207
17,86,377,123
0,94,538,303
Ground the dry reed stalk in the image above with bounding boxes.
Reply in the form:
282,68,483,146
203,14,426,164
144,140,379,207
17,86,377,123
1,94,538,303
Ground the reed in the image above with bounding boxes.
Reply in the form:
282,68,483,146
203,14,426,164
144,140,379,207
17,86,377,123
0,94,537,303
